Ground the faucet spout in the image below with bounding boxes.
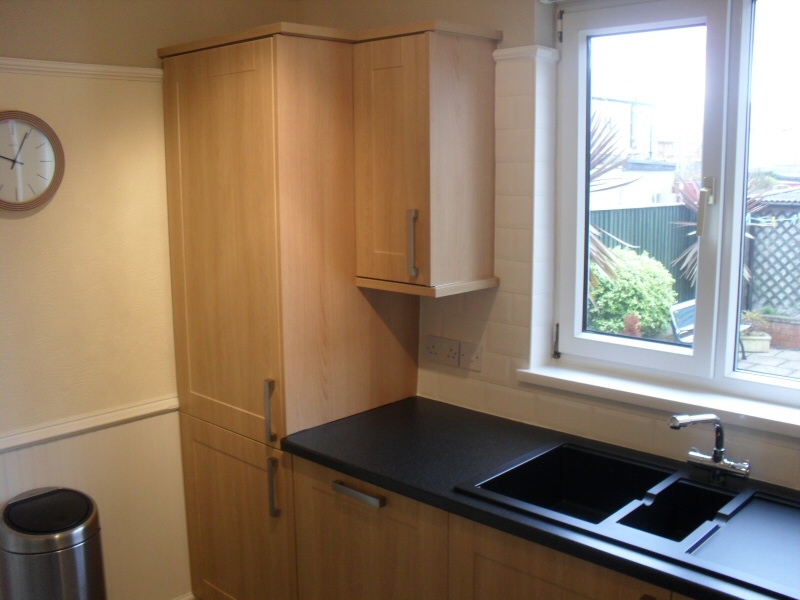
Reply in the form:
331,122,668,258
668,413,749,479
668,413,720,430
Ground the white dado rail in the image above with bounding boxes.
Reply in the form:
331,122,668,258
0,395,179,453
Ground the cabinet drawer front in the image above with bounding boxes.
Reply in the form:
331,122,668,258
293,457,447,600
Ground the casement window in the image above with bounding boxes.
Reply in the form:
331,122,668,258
522,0,800,414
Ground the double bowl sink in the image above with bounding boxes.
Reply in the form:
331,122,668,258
456,443,800,598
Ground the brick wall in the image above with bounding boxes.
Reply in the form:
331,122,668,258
766,315,800,349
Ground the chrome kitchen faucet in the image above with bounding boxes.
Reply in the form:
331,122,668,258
669,413,751,480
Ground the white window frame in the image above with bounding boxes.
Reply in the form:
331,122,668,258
518,0,800,435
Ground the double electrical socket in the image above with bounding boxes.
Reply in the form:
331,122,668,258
424,335,483,372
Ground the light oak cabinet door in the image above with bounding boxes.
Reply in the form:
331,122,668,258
179,413,296,600
449,514,671,600
293,457,449,600
354,29,499,297
163,37,282,445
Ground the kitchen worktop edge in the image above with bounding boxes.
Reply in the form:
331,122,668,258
282,396,794,600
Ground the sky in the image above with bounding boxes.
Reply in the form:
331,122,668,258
588,0,800,172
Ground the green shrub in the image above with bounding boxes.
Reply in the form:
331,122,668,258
588,247,676,338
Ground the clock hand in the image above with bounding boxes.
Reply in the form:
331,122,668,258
0,154,21,165
10,130,30,169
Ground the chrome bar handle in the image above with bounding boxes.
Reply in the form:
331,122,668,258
332,480,386,508
696,176,715,237
406,208,419,278
267,457,281,518
264,379,277,442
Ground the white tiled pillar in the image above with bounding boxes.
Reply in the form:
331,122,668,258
417,46,559,409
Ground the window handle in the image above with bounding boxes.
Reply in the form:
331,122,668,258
696,176,715,237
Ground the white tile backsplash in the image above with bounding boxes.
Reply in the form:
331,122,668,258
496,128,534,163
417,44,800,492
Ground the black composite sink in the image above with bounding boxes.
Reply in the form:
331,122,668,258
456,441,800,599
619,479,735,541
458,443,674,524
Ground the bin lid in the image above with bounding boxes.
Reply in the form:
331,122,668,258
6,488,91,534
0,487,100,554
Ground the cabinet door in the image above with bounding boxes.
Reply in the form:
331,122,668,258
293,457,448,600
179,413,296,600
163,38,283,444
355,33,432,286
449,515,670,600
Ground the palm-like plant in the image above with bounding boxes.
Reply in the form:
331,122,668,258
588,111,637,285
672,179,767,287
589,112,633,190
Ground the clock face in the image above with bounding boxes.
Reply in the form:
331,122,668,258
0,111,64,211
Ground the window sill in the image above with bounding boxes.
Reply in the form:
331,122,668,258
517,361,800,440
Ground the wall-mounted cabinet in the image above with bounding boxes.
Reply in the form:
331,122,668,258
354,23,501,297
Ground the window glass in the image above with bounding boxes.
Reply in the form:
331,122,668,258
586,27,707,347
736,0,800,383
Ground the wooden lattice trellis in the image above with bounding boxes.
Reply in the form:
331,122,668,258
748,206,800,317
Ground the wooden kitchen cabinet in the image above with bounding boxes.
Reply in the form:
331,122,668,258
160,24,419,600
179,413,296,600
293,457,449,600
160,25,418,449
354,23,501,297
448,514,672,600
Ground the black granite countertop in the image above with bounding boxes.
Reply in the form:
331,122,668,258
282,396,800,600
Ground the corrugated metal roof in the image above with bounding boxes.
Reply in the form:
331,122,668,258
758,188,800,205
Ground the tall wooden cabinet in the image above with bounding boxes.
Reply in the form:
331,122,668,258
354,23,501,297
159,24,418,600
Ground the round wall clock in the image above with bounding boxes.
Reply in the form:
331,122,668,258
0,110,65,211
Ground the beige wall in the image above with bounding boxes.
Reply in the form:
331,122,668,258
0,65,174,434
0,0,549,68
0,57,190,599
